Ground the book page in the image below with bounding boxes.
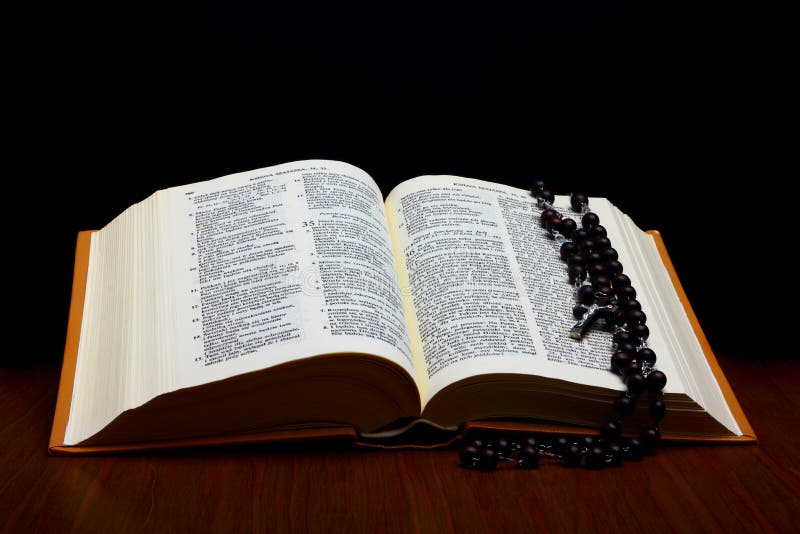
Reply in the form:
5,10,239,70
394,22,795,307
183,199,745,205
385,176,681,407
168,160,415,389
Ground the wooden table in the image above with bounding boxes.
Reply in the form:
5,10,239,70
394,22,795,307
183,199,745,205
2,356,798,532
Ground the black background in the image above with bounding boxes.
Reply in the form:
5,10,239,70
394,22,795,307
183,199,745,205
14,0,784,364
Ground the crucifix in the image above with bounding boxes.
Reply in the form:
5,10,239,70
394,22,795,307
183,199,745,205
569,290,618,340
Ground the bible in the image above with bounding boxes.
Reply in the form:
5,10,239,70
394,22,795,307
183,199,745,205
50,160,754,455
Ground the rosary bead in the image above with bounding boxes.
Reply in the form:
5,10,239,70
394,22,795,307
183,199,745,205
546,216,563,235
539,188,555,204
588,264,606,280
601,421,622,441
560,218,577,238
626,310,647,325
560,242,578,261
613,309,627,327
614,394,635,416
519,444,540,469
460,444,480,467
594,237,612,252
540,209,559,228
563,444,583,467
625,372,646,394
637,348,657,365
589,225,607,240
495,436,511,456
582,212,600,228
586,446,606,469
531,180,546,197
525,436,537,448
606,443,623,466
567,254,585,269
647,370,667,392
617,342,636,355
640,427,661,449
624,438,644,460
613,330,634,346
569,265,586,283
580,239,595,255
591,274,611,290
586,252,604,267
470,438,484,449
631,323,649,341
611,351,634,372
570,192,589,212
556,436,570,454
578,285,596,305
605,260,624,275
572,228,590,245
479,447,499,471
649,398,667,422
611,274,631,289
601,247,619,262
582,435,596,448
619,299,641,312
616,286,637,301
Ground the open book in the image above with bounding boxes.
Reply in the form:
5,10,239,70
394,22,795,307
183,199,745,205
50,160,754,454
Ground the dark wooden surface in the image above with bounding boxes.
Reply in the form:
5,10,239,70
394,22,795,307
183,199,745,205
2,356,798,533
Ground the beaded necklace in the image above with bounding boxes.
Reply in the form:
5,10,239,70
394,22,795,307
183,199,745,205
459,182,667,470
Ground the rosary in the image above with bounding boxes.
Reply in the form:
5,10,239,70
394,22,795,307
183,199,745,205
459,182,667,470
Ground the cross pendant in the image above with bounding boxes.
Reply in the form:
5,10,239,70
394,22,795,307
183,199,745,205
570,297,617,340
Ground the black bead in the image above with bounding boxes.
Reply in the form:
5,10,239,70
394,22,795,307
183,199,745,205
580,239,595,255
570,192,589,212
586,252,604,267
640,427,661,449
495,436,510,456
613,330,634,346
610,351,634,373
563,444,583,467
582,212,600,228
626,310,647,326
524,436,537,449
601,421,622,441
519,444,540,469
459,444,480,467
610,274,630,288
616,286,637,301
649,398,667,422
605,260,624,275
560,218,577,238
555,436,570,453
546,216,563,235
617,342,636,355
582,435,596,449
540,208,558,228
637,348,657,364
647,370,667,392
572,228,590,245
586,446,606,469
478,447,499,471
560,242,578,261
613,394,635,416
626,372,646,394
594,237,612,252
631,324,649,341
588,264,606,280
601,248,619,262
620,299,642,312
613,309,627,327
578,285,596,305
589,225,607,240
606,443,623,466
568,265,586,283
539,188,555,204
591,274,611,290
624,438,643,460
531,180,546,197
470,438,484,449
566,254,585,269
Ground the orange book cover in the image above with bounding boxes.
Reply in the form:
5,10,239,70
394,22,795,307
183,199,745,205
49,230,755,455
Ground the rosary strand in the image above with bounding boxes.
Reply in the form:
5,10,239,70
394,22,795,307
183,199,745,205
458,183,667,470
